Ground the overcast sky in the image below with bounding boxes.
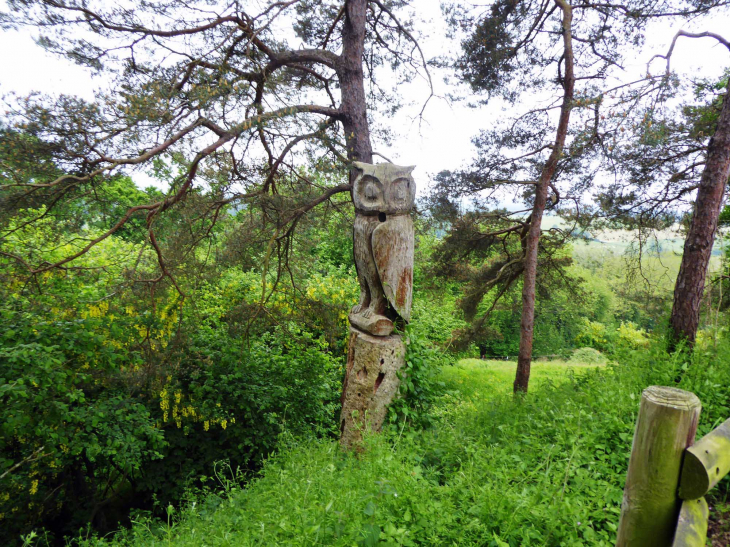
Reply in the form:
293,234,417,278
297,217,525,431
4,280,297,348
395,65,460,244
1,1,729,194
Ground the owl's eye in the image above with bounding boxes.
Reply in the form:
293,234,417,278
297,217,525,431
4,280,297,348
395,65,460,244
358,175,381,202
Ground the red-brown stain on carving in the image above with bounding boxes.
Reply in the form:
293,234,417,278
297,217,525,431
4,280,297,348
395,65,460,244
397,267,412,308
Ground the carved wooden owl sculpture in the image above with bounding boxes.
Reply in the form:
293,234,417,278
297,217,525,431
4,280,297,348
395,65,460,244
349,162,416,336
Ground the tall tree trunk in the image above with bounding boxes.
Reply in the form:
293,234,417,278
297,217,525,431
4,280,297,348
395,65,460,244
337,0,373,434
514,0,575,394
338,0,373,168
669,80,730,348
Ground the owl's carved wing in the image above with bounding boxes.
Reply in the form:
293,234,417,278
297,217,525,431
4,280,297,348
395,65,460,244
372,215,414,323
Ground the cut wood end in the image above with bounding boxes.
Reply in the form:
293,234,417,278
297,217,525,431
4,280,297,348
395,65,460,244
679,449,711,500
643,386,702,410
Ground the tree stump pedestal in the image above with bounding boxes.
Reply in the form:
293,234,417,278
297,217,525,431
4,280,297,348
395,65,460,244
339,326,406,449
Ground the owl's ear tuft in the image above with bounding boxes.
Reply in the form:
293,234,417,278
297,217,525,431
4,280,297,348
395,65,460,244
352,161,369,173
405,165,416,174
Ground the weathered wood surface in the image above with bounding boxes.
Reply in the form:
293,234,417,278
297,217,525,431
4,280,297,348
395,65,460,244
349,162,415,337
616,386,701,547
373,214,413,322
352,162,416,215
671,497,709,547
679,417,730,500
340,327,406,449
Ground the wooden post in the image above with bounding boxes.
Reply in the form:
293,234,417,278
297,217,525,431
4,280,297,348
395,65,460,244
616,386,701,547
339,327,406,449
679,417,730,500
671,498,709,547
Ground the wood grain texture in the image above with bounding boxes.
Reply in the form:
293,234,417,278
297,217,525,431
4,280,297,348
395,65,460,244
339,327,406,449
373,214,414,322
616,386,701,547
671,498,709,547
679,417,730,500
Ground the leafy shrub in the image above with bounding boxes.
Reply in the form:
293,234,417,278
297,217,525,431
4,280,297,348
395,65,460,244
0,303,165,543
386,331,448,430
80,337,730,547
575,319,611,351
139,324,343,505
616,322,649,349
570,347,608,364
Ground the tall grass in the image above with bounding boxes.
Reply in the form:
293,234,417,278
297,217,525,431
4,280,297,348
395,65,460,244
73,343,730,547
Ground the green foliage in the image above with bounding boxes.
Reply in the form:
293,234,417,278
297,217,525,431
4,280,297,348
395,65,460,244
79,338,730,547
575,319,611,351
0,299,165,541
616,322,650,350
0,202,349,543
386,332,447,431
570,347,608,365
140,325,343,505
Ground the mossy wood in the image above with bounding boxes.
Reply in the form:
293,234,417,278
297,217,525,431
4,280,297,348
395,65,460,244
616,386,701,547
670,497,708,547
679,417,730,500
339,327,406,449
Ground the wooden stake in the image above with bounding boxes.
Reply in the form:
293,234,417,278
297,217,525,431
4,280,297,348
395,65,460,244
616,386,701,547
679,417,730,500
671,498,709,547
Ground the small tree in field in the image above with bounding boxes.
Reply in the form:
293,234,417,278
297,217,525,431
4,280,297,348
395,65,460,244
439,0,729,392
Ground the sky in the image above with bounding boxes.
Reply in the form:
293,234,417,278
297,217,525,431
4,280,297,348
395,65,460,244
1,1,730,195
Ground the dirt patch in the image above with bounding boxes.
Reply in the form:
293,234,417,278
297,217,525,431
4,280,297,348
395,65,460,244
708,502,730,546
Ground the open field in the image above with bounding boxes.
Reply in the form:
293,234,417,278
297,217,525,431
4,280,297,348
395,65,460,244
443,358,604,398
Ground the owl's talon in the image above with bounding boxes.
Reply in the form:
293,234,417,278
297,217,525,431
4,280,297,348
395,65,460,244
351,304,363,315
362,309,373,318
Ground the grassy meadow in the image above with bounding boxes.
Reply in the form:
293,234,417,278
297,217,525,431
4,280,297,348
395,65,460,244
70,348,730,547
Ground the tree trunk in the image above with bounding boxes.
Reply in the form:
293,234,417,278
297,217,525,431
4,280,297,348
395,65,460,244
337,0,377,445
669,80,730,348
514,0,575,394
338,0,373,168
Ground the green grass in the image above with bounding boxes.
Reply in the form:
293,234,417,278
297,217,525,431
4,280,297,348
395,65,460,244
76,343,730,547
445,358,602,398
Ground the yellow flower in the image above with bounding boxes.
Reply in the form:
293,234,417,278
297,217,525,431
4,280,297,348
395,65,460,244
29,480,38,495
221,420,228,430
204,421,210,431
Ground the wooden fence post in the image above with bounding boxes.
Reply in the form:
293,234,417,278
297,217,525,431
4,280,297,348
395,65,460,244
616,386,701,547
671,498,709,547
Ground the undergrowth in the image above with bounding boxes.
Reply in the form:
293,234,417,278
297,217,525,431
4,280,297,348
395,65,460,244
65,340,730,546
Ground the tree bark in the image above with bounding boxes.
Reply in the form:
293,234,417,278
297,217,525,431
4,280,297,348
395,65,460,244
514,0,575,394
338,0,373,168
669,80,730,348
